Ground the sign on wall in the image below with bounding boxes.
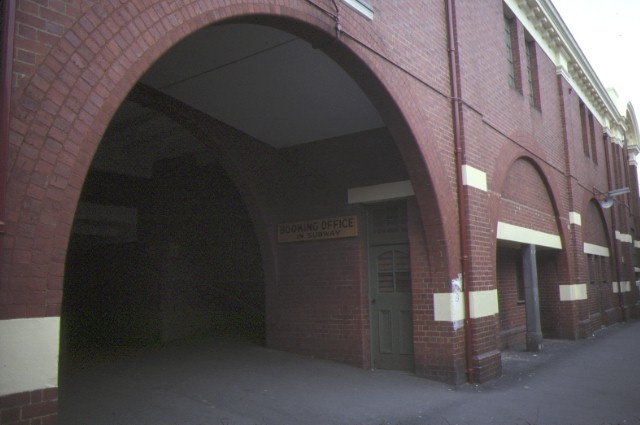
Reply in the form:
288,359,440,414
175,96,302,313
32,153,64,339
278,216,358,242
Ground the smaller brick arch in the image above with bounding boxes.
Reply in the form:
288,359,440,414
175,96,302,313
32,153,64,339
491,153,571,345
581,199,617,330
582,198,611,249
489,152,568,244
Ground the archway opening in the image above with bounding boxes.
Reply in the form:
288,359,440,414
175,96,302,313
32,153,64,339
496,158,562,350
59,19,421,422
60,98,266,366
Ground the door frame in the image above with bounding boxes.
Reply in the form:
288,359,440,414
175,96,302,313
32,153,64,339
366,201,414,371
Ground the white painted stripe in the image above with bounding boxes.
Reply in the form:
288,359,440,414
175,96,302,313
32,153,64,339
433,292,465,322
559,284,587,301
616,231,633,243
583,243,610,257
433,289,499,322
347,180,414,204
469,289,499,319
635,240,640,249
461,165,488,192
613,281,632,293
569,212,582,226
0,317,59,396
496,222,562,249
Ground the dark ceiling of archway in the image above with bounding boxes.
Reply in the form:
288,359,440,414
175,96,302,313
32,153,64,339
94,23,384,177
138,23,383,148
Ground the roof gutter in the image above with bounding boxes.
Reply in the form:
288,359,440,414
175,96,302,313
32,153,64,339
603,134,627,322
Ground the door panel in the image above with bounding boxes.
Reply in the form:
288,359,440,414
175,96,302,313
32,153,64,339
370,245,414,370
378,310,393,353
398,309,413,354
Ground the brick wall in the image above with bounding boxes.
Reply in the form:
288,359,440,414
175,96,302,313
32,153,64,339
269,128,408,366
496,247,525,349
1,1,639,417
0,388,57,425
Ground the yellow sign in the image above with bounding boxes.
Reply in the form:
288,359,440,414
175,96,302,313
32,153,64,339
278,216,358,242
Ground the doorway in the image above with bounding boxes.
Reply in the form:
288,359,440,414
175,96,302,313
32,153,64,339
368,202,414,370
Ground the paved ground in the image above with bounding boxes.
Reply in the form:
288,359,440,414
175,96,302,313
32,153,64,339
59,321,640,425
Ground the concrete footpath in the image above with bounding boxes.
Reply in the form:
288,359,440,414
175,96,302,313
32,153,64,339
59,321,640,425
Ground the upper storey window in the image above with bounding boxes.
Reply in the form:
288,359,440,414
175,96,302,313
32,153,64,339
525,35,541,109
580,100,598,164
342,0,374,20
504,11,522,92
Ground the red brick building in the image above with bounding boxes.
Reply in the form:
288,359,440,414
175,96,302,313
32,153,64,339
1,0,639,422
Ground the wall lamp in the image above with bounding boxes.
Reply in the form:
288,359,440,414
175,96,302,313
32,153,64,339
594,187,631,209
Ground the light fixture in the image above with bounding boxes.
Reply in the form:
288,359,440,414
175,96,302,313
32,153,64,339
594,187,630,209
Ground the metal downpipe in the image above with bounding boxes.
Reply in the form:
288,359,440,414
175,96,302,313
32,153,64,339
445,0,475,384
603,135,627,322
0,0,15,237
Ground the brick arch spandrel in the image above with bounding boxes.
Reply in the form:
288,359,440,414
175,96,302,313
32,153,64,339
583,200,611,248
4,1,455,318
500,158,556,234
488,144,568,245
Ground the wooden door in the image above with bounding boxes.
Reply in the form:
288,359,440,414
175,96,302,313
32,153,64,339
368,202,414,370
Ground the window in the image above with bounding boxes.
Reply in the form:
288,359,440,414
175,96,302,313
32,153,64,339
504,15,521,91
587,254,596,285
589,111,597,164
600,256,609,287
525,37,540,108
342,0,374,20
614,144,623,190
587,254,610,286
580,101,589,157
579,100,599,163
377,250,410,293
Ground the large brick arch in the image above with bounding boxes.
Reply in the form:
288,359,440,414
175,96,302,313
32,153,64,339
2,1,456,319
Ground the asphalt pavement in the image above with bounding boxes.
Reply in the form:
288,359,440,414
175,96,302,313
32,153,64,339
59,321,640,425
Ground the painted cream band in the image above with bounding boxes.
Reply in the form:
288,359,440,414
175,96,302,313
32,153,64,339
613,281,632,293
461,165,488,192
583,243,610,257
469,289,499,318
569,211,581,226
0,317,59,396
434,292,465,322
615,230,632,243
496,222,562,249
434,289,499,322
559,283,587,301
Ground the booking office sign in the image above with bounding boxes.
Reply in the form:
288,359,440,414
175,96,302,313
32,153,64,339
278,216,358,242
